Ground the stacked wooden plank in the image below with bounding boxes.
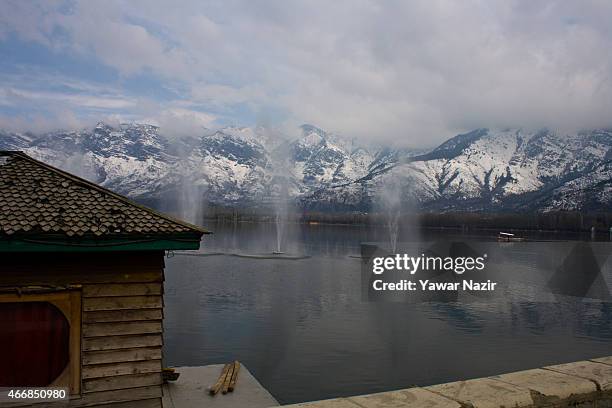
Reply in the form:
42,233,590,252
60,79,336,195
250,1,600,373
209,361,241,396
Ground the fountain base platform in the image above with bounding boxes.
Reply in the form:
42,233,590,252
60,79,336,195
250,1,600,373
175,251,225,257
231,252,310,260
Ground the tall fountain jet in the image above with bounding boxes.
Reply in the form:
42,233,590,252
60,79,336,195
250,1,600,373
275,209,285,254
387,207,400,254
379,174,403,253
273,175,290,254
178,174,207,227
232,165,309,260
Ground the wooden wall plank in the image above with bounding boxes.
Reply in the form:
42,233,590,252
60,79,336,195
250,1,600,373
83,334,163,351
15,394,163,408
83,321,162,338
83,283,162,298
83,309,163,323
78,398,162,408
10,395,162,408
83,347,162,366
83,373,162,393
83,296,162,311
82,360,161,379
4,401,66,408
68,386,162,407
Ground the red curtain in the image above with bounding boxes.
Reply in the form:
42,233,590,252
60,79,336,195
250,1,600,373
0,302,70,387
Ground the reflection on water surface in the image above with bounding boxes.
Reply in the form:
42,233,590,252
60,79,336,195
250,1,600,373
164,222,612,404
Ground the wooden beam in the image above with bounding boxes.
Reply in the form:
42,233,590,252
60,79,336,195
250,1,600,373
83,373,162,392
82,360,161,380
83,283,162,298
83,321,162,338
68,385,162,407
74,398,162,408
83,309,163,323
83,296,162,311
83,347,162,366
83,334,162,352
229,361,241,392
209,363,231,396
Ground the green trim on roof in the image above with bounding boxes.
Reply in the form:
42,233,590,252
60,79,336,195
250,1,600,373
0,237,201,252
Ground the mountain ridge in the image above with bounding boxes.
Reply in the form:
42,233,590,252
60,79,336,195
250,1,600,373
1,122,611,213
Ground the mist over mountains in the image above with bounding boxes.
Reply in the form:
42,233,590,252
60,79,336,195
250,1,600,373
1,122,611,213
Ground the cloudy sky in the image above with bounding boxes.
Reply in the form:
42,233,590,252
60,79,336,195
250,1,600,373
1,0,611,146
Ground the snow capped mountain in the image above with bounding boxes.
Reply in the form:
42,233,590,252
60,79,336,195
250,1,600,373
290,124,376,187
24,122,175,198
310,128,612,211
2,123,611,212
0,130,34,150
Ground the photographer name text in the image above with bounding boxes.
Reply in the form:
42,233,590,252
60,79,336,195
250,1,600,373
371,253,497,292
372,279,497,291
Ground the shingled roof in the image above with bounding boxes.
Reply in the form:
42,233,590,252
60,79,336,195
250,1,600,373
0,151,207,251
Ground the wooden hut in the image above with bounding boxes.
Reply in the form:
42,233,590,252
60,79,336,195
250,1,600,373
0,151,208,407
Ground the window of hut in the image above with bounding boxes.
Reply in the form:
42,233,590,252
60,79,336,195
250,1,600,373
0,291,81,394
0,302,69,386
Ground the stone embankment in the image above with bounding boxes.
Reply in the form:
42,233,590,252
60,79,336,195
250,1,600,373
283,356,612,408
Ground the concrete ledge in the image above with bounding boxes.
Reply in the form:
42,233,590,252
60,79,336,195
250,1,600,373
426,377,534,408
282,356,612,408
490,368,597,405
544,360,612,392
285,399,361,407
591,356,612,366
350,387,462,408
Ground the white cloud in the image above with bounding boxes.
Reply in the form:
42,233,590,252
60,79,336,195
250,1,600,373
3,88,134,109
143,108,216,139
1,0,611,145
0,109,86,134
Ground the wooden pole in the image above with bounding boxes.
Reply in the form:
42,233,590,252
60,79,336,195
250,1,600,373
228,361,241,392
209,363,231,396
221,363,235,394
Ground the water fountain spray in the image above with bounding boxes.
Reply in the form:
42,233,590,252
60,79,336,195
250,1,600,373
178,173,207,227
379,174,403,253
273,175,290,254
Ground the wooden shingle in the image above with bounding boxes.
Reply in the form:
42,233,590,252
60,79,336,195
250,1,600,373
0,151,208,241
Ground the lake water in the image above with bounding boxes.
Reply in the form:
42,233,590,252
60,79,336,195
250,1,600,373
163,222,612,405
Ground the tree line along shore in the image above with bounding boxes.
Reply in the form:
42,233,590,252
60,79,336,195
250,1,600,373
191,205,612,233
